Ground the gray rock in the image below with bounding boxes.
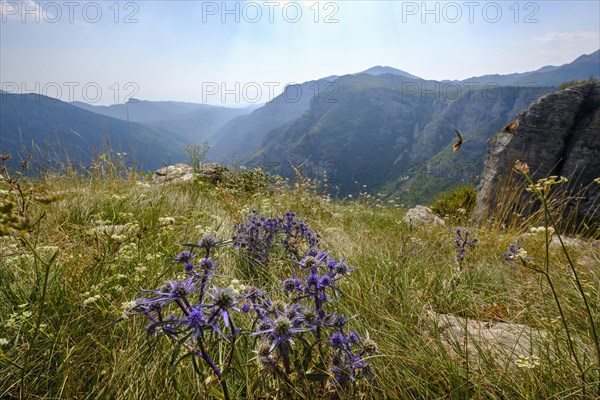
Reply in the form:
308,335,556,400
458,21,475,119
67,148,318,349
152,163,195,184
404,205,445,226
421,310,546,368
474,82,600,222
151,163,230,185
196,162,228,184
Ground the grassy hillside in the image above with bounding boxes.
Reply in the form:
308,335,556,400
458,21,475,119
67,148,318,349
1,160,599,399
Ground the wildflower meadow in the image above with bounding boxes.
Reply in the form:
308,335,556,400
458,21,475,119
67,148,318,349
0,154,599,399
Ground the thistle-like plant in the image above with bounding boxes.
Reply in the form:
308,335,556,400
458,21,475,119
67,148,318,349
233,210,319,266
455,228,477,270
122,215,375,399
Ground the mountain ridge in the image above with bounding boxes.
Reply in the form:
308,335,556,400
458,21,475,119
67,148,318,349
0,93,188,170
71,99,251,143
3,49,599,205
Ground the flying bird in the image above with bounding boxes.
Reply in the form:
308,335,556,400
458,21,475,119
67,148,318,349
503,118,519,135
453,129,463,152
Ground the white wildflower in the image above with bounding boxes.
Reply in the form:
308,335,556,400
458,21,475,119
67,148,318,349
515,354,540,369
158,217,176,225
110,234,126,242
83,295,101,305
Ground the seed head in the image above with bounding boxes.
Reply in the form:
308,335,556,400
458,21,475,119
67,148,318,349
274,316,291,337
213,287,235,309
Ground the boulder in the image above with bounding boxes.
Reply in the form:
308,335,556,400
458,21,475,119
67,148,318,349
404,205,445,226
152,163,194,184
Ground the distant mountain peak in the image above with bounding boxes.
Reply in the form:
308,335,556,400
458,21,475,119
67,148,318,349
360,66,421,80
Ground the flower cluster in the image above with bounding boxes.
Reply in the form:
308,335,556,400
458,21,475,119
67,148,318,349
233,210,319,265
123,216,374,398
124,234,239,398
525,176,568,193
128,234,235,340
242,247,375,387
515,354,540,369
529,226,555,236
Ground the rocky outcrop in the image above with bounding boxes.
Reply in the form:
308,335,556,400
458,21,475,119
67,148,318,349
152,163,195,184
404,205,446,226
474,82,600,221
151,163,229,185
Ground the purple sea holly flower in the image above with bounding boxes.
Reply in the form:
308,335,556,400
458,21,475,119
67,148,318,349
174,250,195,264
455,228,478,264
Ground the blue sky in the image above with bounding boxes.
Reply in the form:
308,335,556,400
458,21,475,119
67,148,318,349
1,0,599,105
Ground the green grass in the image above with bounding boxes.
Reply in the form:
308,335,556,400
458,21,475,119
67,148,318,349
0,166,599,399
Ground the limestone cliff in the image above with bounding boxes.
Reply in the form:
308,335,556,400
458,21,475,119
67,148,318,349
474,82,600,222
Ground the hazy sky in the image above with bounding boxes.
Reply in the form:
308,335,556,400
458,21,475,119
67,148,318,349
1,0,599,105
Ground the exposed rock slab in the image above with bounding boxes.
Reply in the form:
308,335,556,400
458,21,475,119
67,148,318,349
421,310,546,368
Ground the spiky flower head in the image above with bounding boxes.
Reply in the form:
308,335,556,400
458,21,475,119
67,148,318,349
274,316,292,338
184,263,195,273
240,302,252,313
306,248,319,257
170,281,190,298
319,275,332,287
306,272,319,287
199,257,215,271
188,307,205,326
269,300,286,314
282,277,300,292
332,314,347,327
213,287,235,309
198,233,219,250
303,309,316,324
174,250,195,264
303,256,318,269
336,261,348,275
330,332,347,348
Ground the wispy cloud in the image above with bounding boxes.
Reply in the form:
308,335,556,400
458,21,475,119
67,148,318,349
534,31,599,45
